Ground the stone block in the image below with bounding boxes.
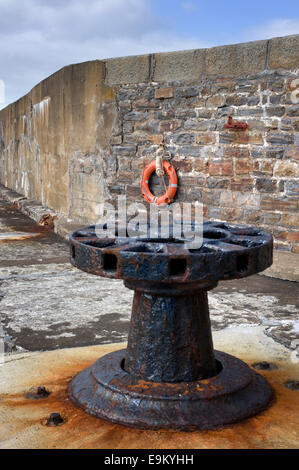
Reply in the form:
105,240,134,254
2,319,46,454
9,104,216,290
255,178,278,193
285,180,299,195
274,161,299,177
154,87,174,99
205,40,268,77
105,54,150,85
266,132,295,145
230,178,254,191
235,160,252,175
153,49,206,82
287,232,299,242
196,132,216,145
287,105,299,117
265,106,286,117
252,161,274,176
269,34,299,70
208,160,233,176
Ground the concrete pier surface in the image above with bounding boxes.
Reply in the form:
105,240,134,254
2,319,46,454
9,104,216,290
1,328,299,449
0,193,298,448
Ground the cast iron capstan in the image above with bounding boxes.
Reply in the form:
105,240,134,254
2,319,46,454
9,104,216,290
68,221,273,430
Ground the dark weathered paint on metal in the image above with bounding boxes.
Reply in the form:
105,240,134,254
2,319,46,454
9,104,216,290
68,221,273,430
69,349,273,431
125,284,217,382
69,221,273,284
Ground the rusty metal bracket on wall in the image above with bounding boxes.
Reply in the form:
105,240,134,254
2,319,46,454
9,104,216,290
224,115,248,130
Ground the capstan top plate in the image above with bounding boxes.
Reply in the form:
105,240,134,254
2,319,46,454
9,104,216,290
69,221,273,284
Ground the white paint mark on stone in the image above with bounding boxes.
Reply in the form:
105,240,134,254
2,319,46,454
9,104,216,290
33,97,51,126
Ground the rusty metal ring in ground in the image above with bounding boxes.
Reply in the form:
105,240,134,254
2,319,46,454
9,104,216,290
141,160,178,205
68,348,273,431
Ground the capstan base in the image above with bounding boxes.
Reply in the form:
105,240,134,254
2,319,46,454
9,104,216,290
68,349,273,431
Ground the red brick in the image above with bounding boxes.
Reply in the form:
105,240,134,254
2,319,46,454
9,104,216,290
155,87,173,99
261,196,298,212
172,158,193,172
193,159,205,172
147,134,163,145
223,147,250,159
281,214,299,228
208,160,233,176
230,178,254,191
287,232,299,242
252,161,274,175
235,160,252,175
291,244,299,254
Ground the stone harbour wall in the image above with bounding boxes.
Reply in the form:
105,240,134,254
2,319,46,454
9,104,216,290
0,35,298,251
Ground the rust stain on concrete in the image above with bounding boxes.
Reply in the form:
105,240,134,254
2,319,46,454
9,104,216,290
1,343,298,449
0,232,43,242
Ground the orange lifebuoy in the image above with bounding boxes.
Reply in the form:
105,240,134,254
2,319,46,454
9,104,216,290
141,160,178,205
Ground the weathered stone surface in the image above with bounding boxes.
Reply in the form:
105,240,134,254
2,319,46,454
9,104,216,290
261,195,298,212
206,95,226,107
255,178,278,193
105,54,150,84
235,160,252,174
225,94,247,106
266,132,295,145
170,133,195,144
230,178,254,191
248,96,260,106
269,34,299,70
207,177,230,189
153,49,206,82
253,160,274,176
195,108,213,118
177,145,199,157
154,87,173,99
274,161,299,177
220,190,261,209
287,105,299,117
236,107,263,116
206,40,268,77
196,132,216,144
265,106,286,117
208,160,233,176
285,180,299,195
174,86,199,98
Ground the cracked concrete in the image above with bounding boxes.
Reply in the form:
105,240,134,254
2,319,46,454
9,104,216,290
0,194,298,361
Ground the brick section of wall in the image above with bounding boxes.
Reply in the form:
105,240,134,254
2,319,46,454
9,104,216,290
107,71,299,252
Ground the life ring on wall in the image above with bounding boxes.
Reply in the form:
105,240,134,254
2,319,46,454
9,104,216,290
141,160,178,205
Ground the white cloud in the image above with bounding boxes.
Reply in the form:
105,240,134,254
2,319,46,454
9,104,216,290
0,0,210,109
245,19,299,41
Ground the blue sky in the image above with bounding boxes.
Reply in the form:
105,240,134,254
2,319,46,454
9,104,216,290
0,0,298,109
151,0,299,45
